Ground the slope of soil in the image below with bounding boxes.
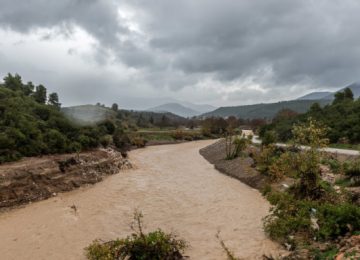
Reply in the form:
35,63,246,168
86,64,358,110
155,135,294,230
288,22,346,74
200,139,268,190
0,148,131,209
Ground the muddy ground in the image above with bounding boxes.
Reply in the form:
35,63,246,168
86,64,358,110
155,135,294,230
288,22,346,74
0,148,131,210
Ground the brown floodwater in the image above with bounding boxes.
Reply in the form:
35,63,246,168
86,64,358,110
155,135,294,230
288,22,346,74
0,140,281,259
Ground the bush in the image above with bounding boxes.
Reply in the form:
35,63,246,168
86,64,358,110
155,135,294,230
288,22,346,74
113,130,131,152
172,130,185,140
321,157,342,174
100,135,112,148
262,131,277,146
225,136,248,160
85,211,187,260
264,191,360,245
344,160,360,178
317,203,360,240
130,136,147,148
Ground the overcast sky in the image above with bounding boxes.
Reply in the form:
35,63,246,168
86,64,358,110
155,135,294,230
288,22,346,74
1,0,360,109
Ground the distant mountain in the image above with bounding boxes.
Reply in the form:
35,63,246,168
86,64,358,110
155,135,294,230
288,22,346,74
148,103,201,117
201,99,331,120
322,82,360,100
298,82,360,101
179,102,217,113
202,82,360,120
297,91,333,100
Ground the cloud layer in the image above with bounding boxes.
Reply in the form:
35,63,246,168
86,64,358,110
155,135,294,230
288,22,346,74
1,0,360,108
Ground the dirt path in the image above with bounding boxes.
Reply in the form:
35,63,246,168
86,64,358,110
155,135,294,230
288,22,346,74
0,140,280,259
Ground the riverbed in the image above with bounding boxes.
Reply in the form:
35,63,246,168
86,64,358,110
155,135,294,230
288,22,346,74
0,140,280,259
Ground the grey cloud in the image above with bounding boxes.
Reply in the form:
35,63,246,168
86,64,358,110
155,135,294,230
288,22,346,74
1,0,360,106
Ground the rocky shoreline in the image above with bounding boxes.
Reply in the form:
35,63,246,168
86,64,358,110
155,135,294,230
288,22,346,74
0,148,131,210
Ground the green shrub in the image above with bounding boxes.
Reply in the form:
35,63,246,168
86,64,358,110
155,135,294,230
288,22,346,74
85,211,187,260
100,135,112,148
262,131,277,146
317,203,360,240
344,160,360,178
225,136,248,160
130,136,147,148
264,192,313,243
264,191,360,244
113,130,131,151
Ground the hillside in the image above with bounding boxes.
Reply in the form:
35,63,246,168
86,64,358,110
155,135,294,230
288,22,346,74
323,82,360,100
148,102,200,117
298,82,360,101
180,102,216,113
0,74,113,163
62,105,115,125
62,104,188,128
261,87,360,143
297,91,332,100
201,99,330,119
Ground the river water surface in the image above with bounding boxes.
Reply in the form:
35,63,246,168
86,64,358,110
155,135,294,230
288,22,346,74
0,140,280,259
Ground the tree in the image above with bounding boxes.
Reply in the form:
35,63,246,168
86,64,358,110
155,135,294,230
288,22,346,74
3,73,23,91
344,87,354,100
24,82,35,96
33,85,47,104
309,102,322,113
291,118,329,199
262,130,277,146
48,92,61,109
160,115,170,127
111,103,119,112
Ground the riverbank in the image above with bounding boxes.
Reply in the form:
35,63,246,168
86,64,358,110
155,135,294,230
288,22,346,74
0,148,131,210
200,139,268,190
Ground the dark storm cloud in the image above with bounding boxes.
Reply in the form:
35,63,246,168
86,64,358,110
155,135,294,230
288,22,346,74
138,0,360,87
1,0,360,105
0,0,125,46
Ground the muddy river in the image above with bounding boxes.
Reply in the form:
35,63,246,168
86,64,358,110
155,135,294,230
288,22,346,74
0,140,280,259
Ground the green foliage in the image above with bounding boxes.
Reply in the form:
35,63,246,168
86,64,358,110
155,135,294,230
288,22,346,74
33,84,47,104
201,117,228,136
48,92,61,109
321,157,342,174
317,203,360,240
204,99,330,120
343,159,360,178
290,118,329,199
264,191,360,244
264,88,360,144
225,129,251,160
85,211,187,260
311,247,339,260
262,130,277,146
113,130,131,152
0,73,128,163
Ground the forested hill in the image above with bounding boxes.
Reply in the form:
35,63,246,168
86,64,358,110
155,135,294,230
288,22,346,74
0,73,190,163
0,73,117,163
62,105,188,128
261,87,360,143
201,99,330,119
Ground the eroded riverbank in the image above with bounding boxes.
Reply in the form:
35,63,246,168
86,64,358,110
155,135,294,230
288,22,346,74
0,140,281,259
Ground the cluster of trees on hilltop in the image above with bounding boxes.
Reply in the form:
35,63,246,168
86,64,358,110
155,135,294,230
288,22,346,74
0,73,128,163
260,87,360,143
